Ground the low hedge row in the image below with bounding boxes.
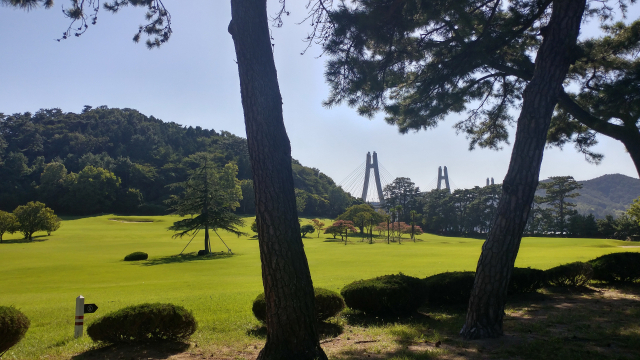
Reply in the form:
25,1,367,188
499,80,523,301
423,271,475,305
590,252,640,283
340,252,640,314
252,287,344,323
421,267,547,306
509,267,547,294
545,261,593,287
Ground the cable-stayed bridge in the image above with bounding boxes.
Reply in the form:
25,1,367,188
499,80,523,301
338,152,489,204
338,152,394,205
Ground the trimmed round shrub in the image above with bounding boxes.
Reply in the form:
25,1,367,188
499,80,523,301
314,288,345,320
589,252,640,283
124,252,148,261
341,273,427,315
424,271,475,305
87,303,196,343
508,267,547,294
0,306,30,355
252,287,344,323
252,293,267,323
545,261,593,287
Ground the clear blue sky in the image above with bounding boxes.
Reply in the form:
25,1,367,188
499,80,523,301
1,1,638,200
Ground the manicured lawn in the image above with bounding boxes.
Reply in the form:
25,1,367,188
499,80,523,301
0,215,637,359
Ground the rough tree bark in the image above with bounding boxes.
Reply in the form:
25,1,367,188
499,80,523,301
228,0,327,359
460,0,586,339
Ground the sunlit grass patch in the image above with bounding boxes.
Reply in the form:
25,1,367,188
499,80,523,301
1,214,639,359
108,216,163,223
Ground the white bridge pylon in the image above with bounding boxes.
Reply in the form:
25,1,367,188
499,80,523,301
361,152,385,205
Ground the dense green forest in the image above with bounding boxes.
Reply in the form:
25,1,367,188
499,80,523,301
377,175,639,239
0,106,356,216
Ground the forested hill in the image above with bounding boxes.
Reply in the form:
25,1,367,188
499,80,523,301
575,174,640,218
0,106,355,216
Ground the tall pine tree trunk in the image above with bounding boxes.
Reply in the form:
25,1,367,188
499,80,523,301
204,225,210,254
460,0,586,339
228,1,326,359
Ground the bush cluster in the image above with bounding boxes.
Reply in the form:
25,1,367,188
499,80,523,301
545,262,593,287
87,303,197,343
0,306,30,355
590,252,640,283
424,271,475,305
314,288,346,320
336,252,638,316
124,252,148,261
421,268,547,306
509,267,547,294
341,274,427,315
252,288,344,323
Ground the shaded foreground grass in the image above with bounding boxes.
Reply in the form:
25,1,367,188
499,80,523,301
0,215,638,359
307,285,639,360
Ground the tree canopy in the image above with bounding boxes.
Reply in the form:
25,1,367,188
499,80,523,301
382,177,421,221
336,204,382,232
0,211,18,243
322,0,640,176
627,197,640,225
167,156,245,254
536,176,583,235
12,201,59,241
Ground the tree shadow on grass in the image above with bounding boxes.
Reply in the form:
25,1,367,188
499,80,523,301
71,340,189,360
326,287,640,359
247,321,344,339
334,347,445,360
137,251,234,266
343,310,437,328
1,235,49,244
591,282,640,296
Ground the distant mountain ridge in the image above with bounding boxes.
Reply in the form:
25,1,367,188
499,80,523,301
574,173,640,218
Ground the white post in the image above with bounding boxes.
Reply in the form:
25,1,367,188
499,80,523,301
75,295,84,338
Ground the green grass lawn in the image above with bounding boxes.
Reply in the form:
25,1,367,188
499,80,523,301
1,215,637,359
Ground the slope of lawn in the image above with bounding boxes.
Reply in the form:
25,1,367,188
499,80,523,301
0,215,637,359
